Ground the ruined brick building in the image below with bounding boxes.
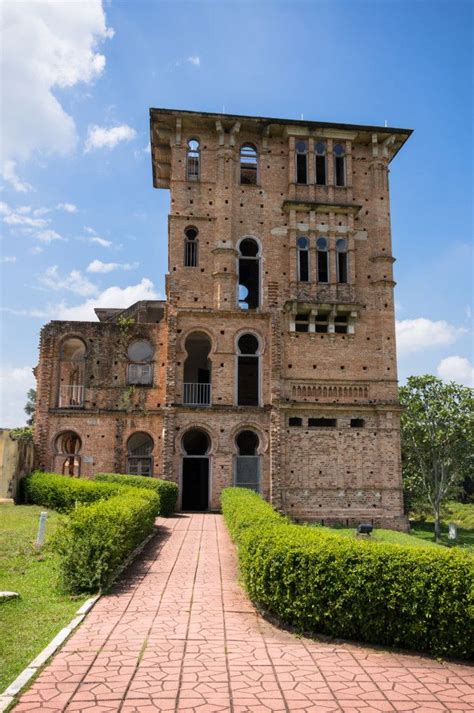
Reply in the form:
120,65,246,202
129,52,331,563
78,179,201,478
34,108,412,528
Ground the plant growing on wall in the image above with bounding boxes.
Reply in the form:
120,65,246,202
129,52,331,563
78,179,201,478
400,375,473,541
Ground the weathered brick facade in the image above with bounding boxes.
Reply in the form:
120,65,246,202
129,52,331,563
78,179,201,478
34,108,412,529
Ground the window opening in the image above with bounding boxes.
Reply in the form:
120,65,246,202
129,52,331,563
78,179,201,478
186,139,200,180
237,333,260,406
335,314,348,334
59,338,86,408
127,432,154,476
182,428,210,455
295,313,309,333
297,236,309,282
295,140,308,184
184,226,198,267
336,239,348,284
334,144,346,187
235,430,260,492
315,312,329,334
55,431,81,476
308,418,337,428
238,238,260,309
240,144,258,185
316,237,329,283
351,419,365,428
127,340,153,385
289,417,302,427
183,331,212,405
315,142,326,185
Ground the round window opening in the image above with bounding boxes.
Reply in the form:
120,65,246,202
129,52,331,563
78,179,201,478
127,340,154,363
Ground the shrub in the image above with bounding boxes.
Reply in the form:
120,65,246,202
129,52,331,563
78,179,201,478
95,473,178,516
222,488,474,660
24,471,125,512
54,489,159,592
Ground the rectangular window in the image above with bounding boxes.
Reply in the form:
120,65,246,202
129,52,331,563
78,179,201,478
298,250,309,282
315,313,329,333
335,315,348,334
337,252,348,284
289,417,303,427
308,418,337,428
295,314,309,333
237,356,259,406
187,157,199,181
234,456,260,492
296,154,307,184
351,419,365,428
335,156,345,187
317,250,329,282
128,364,153,385
315,155,326,185
185,240,198,267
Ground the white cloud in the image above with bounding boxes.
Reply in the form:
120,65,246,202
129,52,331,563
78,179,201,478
187,56,201,66
396,318,467,356
3,209,48,229
1,306,48,318
437,356,474,387
0,365,36,428
89,236,112,248
36,229,66,244
55,278,160,321
1,160,33,192
39,265,98,297
84,226,97,235
56,202,78,213
1,1,113,183
87,259,139,273
0,256,17,264
84,124,137,152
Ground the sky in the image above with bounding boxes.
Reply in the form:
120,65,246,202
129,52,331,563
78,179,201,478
0,0,472,427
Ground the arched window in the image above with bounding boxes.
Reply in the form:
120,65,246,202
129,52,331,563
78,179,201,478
237,333,260,406
238,238,260,310
234,430,260,492
316,237,329,283
127,340,153,385
336,239,348,284
186,139,200,181
182,428,210,456
183,331,212,405
315,142,327,185
55,431,81,476
333,143,346,187
127,432,154,476
295,140,308,184
58,337,86,408
297,237,309,282
240,144,258,185
184,226,198,267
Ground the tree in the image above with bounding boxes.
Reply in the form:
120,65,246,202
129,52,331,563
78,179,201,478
399,375,473,541
24,388,36,426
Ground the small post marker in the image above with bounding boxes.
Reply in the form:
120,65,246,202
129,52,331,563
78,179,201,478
448,523,458,542
36,511,48,548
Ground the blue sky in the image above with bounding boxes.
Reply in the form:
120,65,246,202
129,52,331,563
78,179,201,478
0,0,472,426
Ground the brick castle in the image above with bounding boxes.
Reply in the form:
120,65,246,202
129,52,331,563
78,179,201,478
34,108,412,528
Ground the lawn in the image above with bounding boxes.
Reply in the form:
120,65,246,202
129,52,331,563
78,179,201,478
0,503,88,691
316,523,441,548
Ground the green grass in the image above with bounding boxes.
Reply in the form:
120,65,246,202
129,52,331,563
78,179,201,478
0,504,88,691
315,524,441,548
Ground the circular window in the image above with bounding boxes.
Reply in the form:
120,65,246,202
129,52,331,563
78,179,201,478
188,139,200,151
236,430,259,455
182,429,210,455
316,237,327,250
334,143,345,156
185,226,198,241
127,340,154,363
297,237,309,249
238,333,259,355
239,238,259,257
295,140,307,153
315,142,326,155
336,239,347,252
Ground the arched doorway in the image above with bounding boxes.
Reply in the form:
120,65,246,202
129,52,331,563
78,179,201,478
181,428,210,511
55,431,82,476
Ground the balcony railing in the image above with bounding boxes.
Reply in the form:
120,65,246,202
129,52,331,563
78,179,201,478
183,382,211,406
58,385,85,408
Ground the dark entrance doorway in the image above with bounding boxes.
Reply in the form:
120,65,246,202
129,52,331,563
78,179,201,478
181,428,210,511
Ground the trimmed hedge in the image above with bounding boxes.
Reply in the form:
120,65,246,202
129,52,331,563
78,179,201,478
54,489,159,592
95,473,178,516
221,488,474,660
23,471,125,512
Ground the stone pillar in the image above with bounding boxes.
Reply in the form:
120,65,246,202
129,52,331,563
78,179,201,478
212,242,238,309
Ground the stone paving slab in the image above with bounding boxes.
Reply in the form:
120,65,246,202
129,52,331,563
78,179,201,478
13,513,473,712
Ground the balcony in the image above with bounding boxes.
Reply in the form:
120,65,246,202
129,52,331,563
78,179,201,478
183,383,211,406
58,385,84,408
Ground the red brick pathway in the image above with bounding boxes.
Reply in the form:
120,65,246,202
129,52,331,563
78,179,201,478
14,513,473,712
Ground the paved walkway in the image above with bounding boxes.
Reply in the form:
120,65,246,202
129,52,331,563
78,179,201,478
14,513,473,712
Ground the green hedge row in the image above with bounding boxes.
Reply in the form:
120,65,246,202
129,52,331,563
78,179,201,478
95,473,178,516
23,471,165,592
54,489,159,593
221,488,474,660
